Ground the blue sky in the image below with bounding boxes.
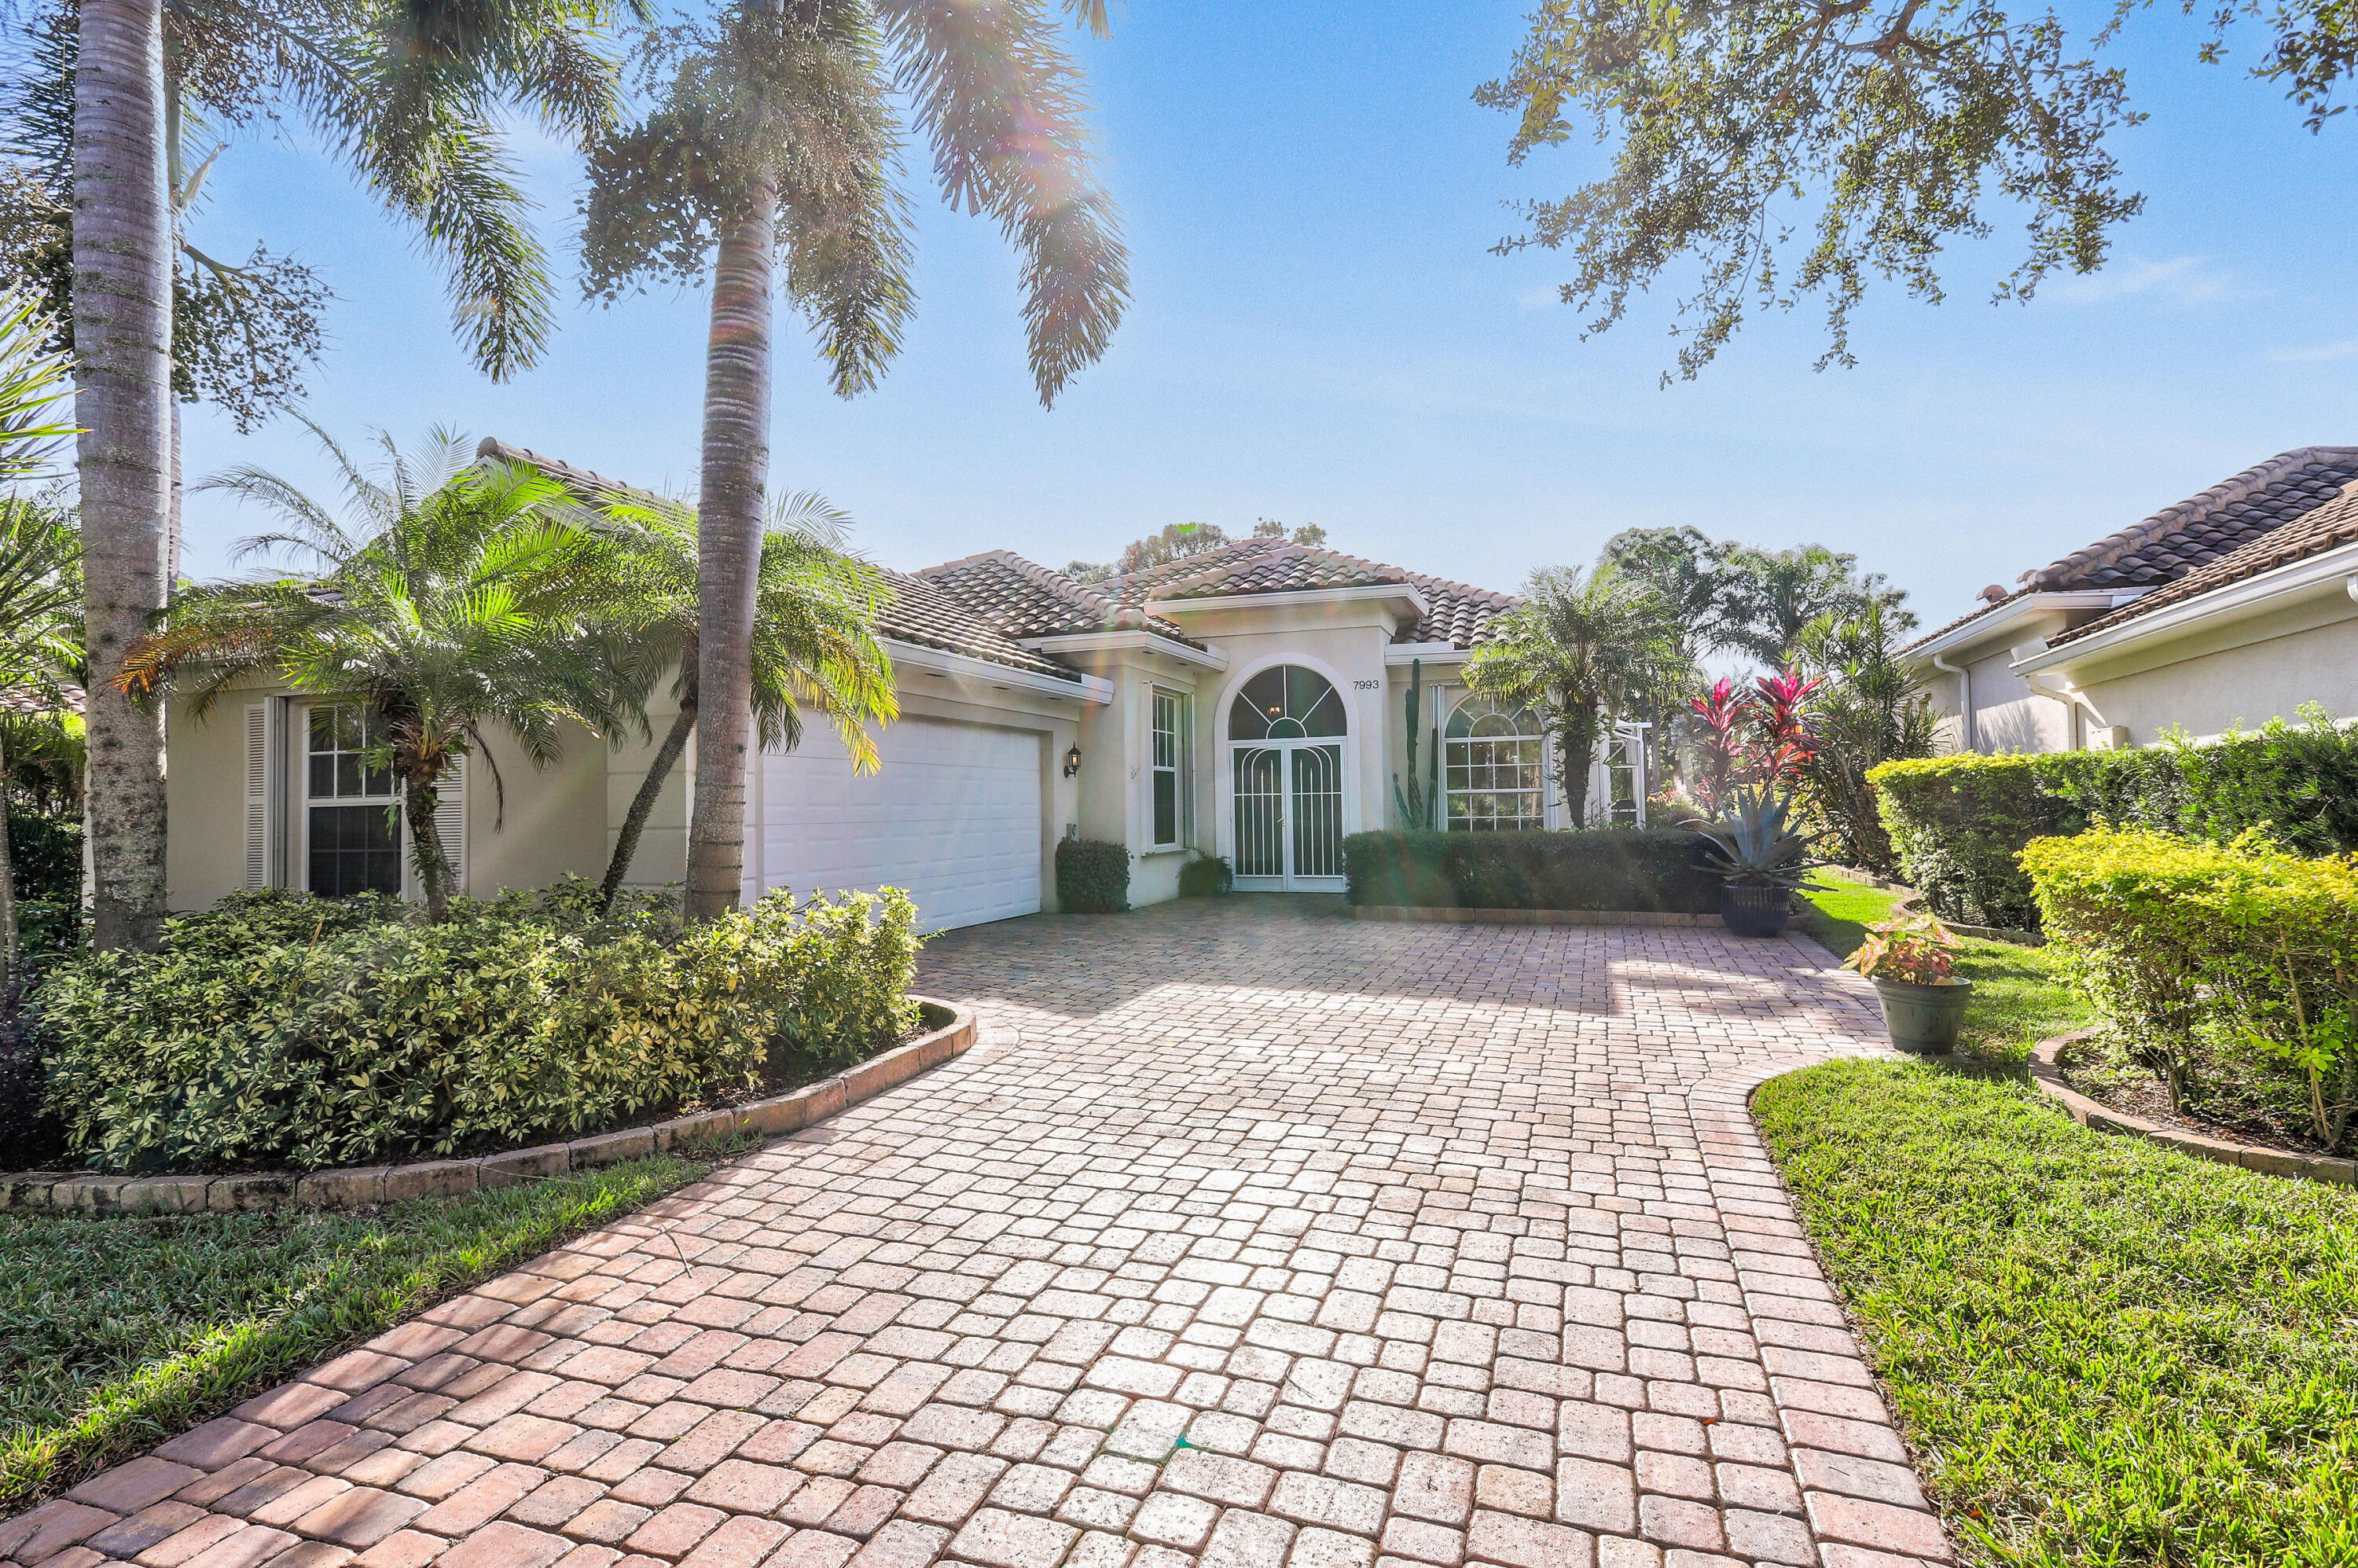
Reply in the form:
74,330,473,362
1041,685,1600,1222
176,0,2358,640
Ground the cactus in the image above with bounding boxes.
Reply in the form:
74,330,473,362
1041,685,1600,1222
1393,659,1442,828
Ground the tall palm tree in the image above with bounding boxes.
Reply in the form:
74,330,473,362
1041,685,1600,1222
592,489,898,910
69,0,637,949
1467,565,1682,829
117,428,632,920
580,0,1129,920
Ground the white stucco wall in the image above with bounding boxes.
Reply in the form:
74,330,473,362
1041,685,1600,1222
2059,595,2358,745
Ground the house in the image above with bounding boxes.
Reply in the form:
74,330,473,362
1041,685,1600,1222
162,442,1650,931
1901,447,2358,752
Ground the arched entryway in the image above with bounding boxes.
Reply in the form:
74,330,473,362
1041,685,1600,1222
1228,664,1346,890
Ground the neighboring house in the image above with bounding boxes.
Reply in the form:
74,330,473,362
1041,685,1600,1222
1902,447,2358,752
162,443,1648,930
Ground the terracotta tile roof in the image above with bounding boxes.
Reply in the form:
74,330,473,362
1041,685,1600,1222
2026,446,2358,591
875,571,1085,681
1904,446,2358,654
482,440,1079,685
1106,537,1295,600
1149,543,1412,600
2051,481,2358,647
913,549,1199,645
0,681,82,717
1398,572,1520,648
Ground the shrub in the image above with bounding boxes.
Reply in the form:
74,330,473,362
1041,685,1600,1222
1056,838,1130,913
0,964,62,1169
31,881,920,1173
1871,710,2358,927
1342,829,1718,913
1177,851,1233,898
7,812,83,954
1869,755,2080,928
2022,828,2358,1151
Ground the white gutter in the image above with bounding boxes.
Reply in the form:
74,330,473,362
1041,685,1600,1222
1903,591,2122,663
2012,539,2358,676
885,639,1115,703
1148,583,1431,619
1384,642,1467,666
1019,630,1228,670
1927,651,1974,751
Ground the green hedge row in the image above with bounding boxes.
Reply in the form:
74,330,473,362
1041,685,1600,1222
31,879,920,1173
1342,829,1719,913
1870,711,2358,927
1056,838,1130,913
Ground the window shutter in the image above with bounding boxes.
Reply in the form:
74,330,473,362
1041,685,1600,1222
434,754,467,892
243,702,271,888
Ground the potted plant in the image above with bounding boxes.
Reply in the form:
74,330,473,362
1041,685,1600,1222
1842,913,1974,1051
1684,788,1821,937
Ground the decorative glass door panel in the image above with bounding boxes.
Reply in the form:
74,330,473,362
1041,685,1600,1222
1289,744,1342,879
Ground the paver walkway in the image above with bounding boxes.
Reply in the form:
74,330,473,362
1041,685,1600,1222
3,898,1951,1568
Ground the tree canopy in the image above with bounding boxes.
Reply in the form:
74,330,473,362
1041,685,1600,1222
1478,0,2351,378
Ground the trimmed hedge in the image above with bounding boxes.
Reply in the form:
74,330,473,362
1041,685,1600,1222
31,880,920,1173
1343,829,1719,913
2023,828,2358,1152
1056,838,1130,913
1871,711,2358,927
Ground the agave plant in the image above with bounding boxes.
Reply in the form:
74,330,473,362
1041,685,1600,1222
1682,787,1824,890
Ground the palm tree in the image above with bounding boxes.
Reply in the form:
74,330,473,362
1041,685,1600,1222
592,490,898,911
1794,602,1936,874
579,0,1129,920
1715,544,1911,668
68,0,637,949
1467,565,1682,829
117,428,631,920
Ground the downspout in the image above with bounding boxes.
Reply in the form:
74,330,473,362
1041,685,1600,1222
2022,667,2106,747
1930,651,1974,751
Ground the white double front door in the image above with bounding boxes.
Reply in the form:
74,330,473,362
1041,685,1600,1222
1230,740,1345,890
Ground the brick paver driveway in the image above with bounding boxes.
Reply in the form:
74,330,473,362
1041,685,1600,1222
3,898,1951,1568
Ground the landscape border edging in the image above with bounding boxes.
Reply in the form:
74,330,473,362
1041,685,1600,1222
2030,1027,2357,1186
1345,905,1718,927
0,997,976,1217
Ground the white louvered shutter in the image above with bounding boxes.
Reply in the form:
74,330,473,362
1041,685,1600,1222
433,754,467,892
243,702,271,888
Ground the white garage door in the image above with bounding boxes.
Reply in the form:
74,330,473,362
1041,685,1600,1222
747,717,1044,932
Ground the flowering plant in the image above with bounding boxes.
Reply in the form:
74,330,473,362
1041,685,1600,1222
1842,913,1963,985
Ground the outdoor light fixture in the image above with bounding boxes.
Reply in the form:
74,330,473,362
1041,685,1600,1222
1063,744,1083,778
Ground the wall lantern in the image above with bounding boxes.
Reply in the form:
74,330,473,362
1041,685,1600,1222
1063,744,1083,778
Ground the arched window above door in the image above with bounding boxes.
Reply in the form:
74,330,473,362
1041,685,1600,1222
1229,665,1346,740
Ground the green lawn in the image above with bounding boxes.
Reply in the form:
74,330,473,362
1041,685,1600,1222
1757,1060,2358,1568
0,1148,736,1509
1799,878,2095,1065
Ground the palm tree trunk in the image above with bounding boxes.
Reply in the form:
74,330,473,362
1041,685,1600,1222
74,0,174,950
685,182,775,921
403,781,452,922
602,684,696,913
1559,700,1600,829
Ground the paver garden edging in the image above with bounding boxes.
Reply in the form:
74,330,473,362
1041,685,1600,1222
1346,904,1720,926
2030,1027,2358,1186
0,997,976,1217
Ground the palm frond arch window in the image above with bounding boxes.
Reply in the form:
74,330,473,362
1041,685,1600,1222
1445,695,1545,832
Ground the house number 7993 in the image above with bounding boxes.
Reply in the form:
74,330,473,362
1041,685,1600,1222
1352,680,1381,690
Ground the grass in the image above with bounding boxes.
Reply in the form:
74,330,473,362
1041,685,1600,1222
0,1147,738,1510
1798,877,2095,1065
1755,1059,2358,1568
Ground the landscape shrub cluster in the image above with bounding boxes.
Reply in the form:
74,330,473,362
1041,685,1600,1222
24,879,920,1174
1342,828,1719,913
1056,838,1131,913
2023,828,2358,1153
1871,709,2358,927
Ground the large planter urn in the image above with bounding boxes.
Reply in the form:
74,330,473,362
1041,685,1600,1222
1873,978,1974,1052
1719,884,1793,938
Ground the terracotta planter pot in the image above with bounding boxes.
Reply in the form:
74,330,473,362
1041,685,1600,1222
1719,884,1793,938
1873,977,1974,1052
